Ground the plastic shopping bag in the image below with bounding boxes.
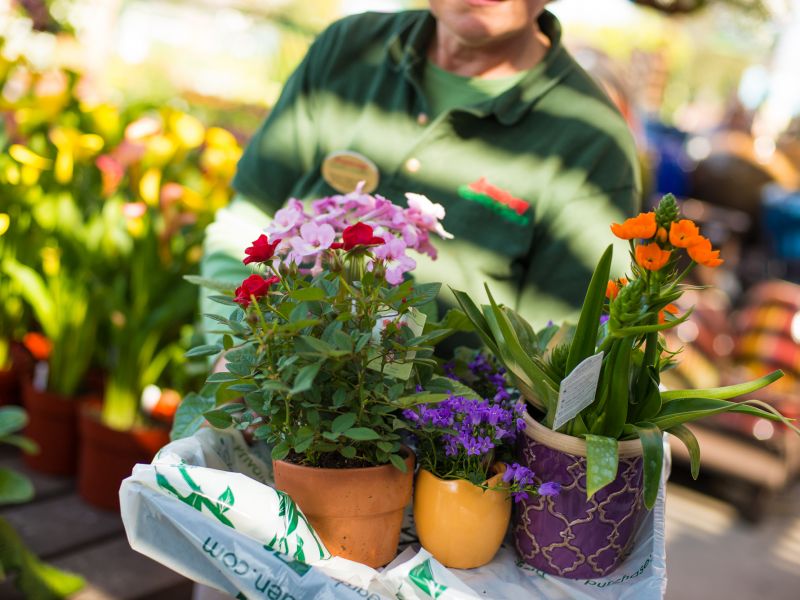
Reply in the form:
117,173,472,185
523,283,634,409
120,428,667,599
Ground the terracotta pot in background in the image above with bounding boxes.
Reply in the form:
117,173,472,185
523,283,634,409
513,413,646,579
413,466,511,569
22,378,82,476
78,403,170,511
272,451,415,568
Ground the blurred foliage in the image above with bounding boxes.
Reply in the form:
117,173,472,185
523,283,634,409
0,406,85,598
0,45,242,427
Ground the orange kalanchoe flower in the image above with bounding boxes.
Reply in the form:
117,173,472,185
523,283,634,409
658,303,680,324
635,242,671,271
606,279,619,300
687,236,723,267
656,226,668,243
610,212,657,240
669,219,701,248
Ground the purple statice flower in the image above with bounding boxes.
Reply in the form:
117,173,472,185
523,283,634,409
600,314,610,326
538,481,561,497
442,361,458,381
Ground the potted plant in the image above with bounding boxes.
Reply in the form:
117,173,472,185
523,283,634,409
404,349,560,569
453,194,798,578
183,190,456,567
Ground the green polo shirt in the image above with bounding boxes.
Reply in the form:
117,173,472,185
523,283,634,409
206,9,640,335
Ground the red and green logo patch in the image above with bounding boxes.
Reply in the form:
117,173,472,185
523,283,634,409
457,178,530,225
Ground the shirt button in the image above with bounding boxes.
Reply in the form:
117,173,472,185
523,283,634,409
405,157,421,173
417,113,429,126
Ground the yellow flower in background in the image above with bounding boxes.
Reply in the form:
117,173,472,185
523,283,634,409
0,213,10,236
205,127,238,149
9,145,51,185
9,145,52,170
139,168,161,206
49,127,105,184
86,103,122,141
41,246,61,277
169,112,205,149
144,134,177,167
4,163,20,185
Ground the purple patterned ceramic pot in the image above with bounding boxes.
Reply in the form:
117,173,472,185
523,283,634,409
513,413,646,579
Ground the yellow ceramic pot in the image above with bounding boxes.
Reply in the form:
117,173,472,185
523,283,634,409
413,466,511,569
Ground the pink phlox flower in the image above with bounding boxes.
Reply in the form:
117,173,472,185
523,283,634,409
374,237,416,285
289,221,335,261
267,198,307,238
405,193,452,240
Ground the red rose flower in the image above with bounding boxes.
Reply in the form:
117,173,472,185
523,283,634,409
331,222,385,250
243,234,280,265
234,274,280,307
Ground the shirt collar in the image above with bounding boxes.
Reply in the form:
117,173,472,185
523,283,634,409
386,10,574,125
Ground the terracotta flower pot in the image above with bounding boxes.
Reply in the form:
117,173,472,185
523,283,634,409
272,451,415,568
513,413,646,579
22,378,82,476
78,403,170,511
413,466,511,569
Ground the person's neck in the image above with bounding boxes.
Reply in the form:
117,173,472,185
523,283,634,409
427,21,550,79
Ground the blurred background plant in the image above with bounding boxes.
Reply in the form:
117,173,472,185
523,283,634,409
0,405,84,598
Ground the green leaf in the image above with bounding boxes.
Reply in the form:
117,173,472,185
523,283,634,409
332,413,357,434
396,393,451,407
668,424,700,479
651,396,787,430
183,275,235,293
206,372,239,383
0,517,85,598
634,422,664,510
2,260,56,340
296,336,334,355
339,446,356,459
289,287,326,301
208,294,239,306
1,435,38,455
424,376,482,401
389,453,408,473
291,361,322,395
660,370,783,402
566,245,612,374
222,334,234,351
585,434,618,499
203,409,234,429
272,440,290,461
185,344,223,358
449,287,500,356
171,393,215,440
0,468,34,505
343,427,380,441
0,406,27,437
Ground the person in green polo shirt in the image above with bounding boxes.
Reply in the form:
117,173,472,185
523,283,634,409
201,1,641,340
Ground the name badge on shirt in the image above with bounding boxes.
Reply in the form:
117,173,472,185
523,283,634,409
321,150,380,194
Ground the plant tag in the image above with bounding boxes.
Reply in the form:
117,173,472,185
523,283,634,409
33,360,49,392
552,351,604,431
367,307,427,380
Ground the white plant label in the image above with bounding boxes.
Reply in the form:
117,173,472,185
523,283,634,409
367,307,427,380
552,351,604,431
